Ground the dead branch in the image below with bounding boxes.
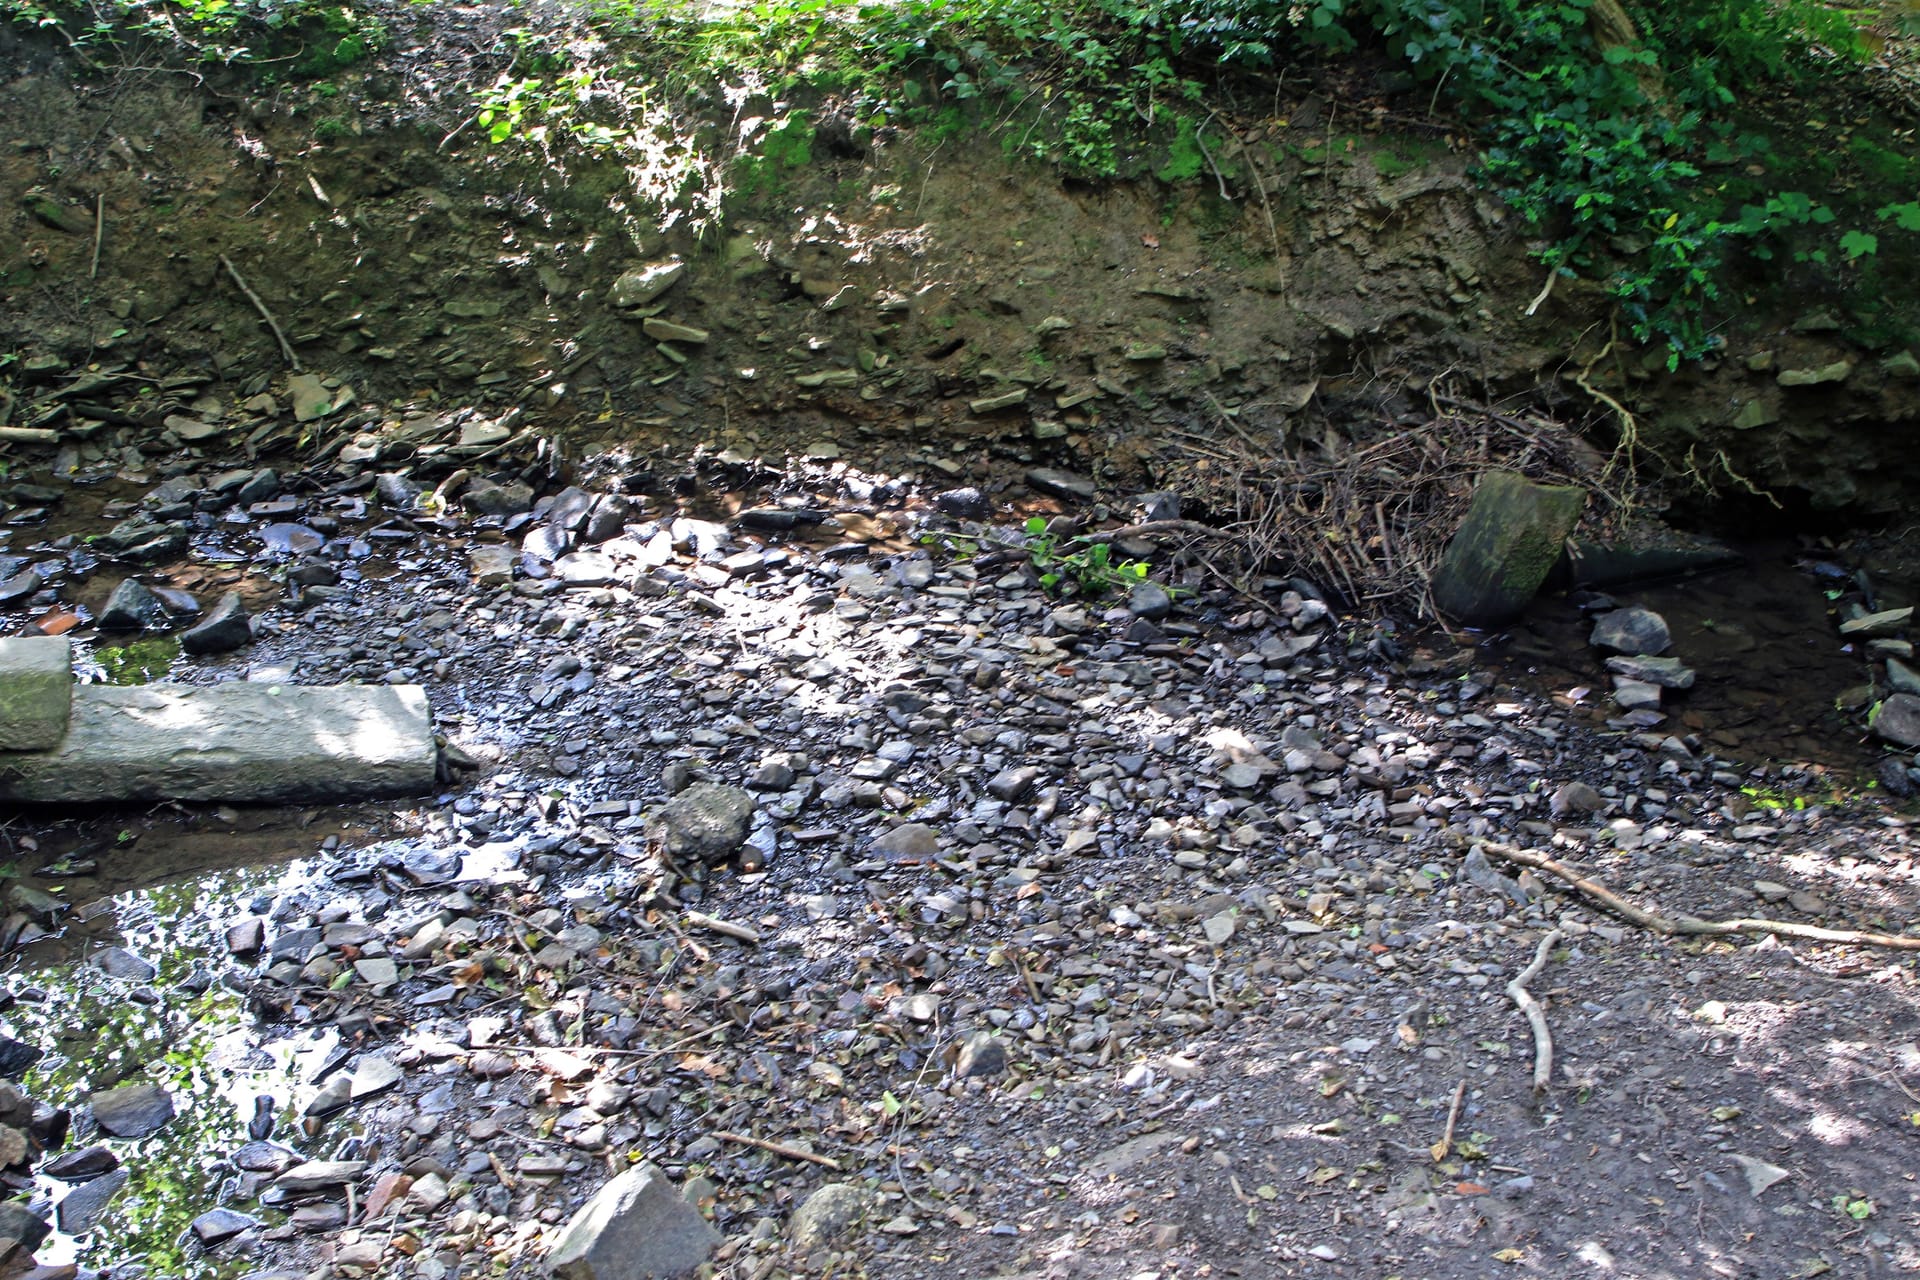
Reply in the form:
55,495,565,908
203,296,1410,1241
1431,1078,1467,1162
219,254,303,372
1477,841,1920,951
1506,928,1563,1093
714,1130,843,1171
90,193,104,281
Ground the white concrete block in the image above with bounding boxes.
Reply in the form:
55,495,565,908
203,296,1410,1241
0,682,436,803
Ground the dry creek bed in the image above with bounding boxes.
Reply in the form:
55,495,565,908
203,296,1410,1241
0,428,1918,1280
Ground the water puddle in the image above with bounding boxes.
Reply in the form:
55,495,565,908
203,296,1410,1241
6,858,353,1277
1487,540,1906,779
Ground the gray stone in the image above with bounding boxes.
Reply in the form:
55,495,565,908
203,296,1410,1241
56,1166,128,1233
98,579,169,631
1870,694,1920,748
545,1162,721,1280
87,946,156,981
89,1083,175,1137
955,1031,1008,1079
0,1199,47,1260
470,544,516,586
0,636,70,750
180,592,252,654
788,1183,878,1251
97,515,189,563
609,261,687,309
465,478,536,516
0,1037,41,1079
287,373,336,422
1429,472,1584,627
987,766,1040,802
1611,678,1662,710
1127,581,1173,620
933,487,990,520
1776,359,1851,386
1604,655,1695,689
1590,606,1671,655
1025,468,1097,502
641,318,709,344
1840,606,1913,637
871,823,940,859
191,1207,260,1245
1549,781,1606,819
274,1159,367,1192
42,1145,118,1181
0,683,437,803
652,783,756,863
0,570,43,603
969,388,1028,414
1887,657,1920,696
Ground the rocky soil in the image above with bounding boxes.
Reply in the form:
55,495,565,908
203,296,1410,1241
0,405,1918,1279
2,9,1920,1279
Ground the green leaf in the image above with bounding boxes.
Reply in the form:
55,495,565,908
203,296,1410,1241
1840,229,1878,259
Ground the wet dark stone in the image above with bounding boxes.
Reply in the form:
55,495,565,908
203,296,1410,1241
88,1083,175,1138
55,1165,128,1233
0,1038,42,1079
179,592,251,654
43,1145,119,1182
933,487,990,520
0,571,43,604
191,1206,260,1245
0,1199,49,1257
97,579,168,631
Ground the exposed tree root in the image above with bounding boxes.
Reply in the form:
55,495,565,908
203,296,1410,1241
1477,841,1920,951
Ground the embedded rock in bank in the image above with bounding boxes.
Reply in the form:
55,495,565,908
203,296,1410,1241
0,684,437,803
89,1083,174,1138
545,1162,720,1280
1429,472,1585,627
788,1183,878,1251
1870,693,1920,748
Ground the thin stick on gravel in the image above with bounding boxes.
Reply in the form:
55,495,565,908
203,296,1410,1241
219,254,303,371
90,193,103,280
1432,1078,1467,1162
1477,841,1920,951
1507,928,1563,1093
714,1130,842,1171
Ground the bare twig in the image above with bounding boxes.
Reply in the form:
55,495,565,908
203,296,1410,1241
90,193,104,281
219,254,302,372
1523,268,1556,316
1478,841,1920,951
714,1130,842,1171
1194,117,1233,201
1506,928,1563,1093
1432,1078,1467,1161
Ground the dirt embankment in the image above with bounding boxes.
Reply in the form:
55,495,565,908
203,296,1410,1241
2,16,1918,524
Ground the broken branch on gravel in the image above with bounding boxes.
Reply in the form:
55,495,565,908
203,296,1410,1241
714,1130,842,1171
1477,841,1920,951
1507,928,1563,1093
220,254,303,372
1432,1078,1467,1162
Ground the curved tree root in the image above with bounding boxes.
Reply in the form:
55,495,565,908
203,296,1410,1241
1477,840,1920,951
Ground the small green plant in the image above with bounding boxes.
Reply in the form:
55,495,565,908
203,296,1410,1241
1023,516,1153,595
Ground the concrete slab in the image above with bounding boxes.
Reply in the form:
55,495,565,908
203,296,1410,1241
0,637,72,750
0,683,436,803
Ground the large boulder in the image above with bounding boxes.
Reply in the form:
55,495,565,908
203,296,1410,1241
545,1162,720,1280
1429,472,1585,627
